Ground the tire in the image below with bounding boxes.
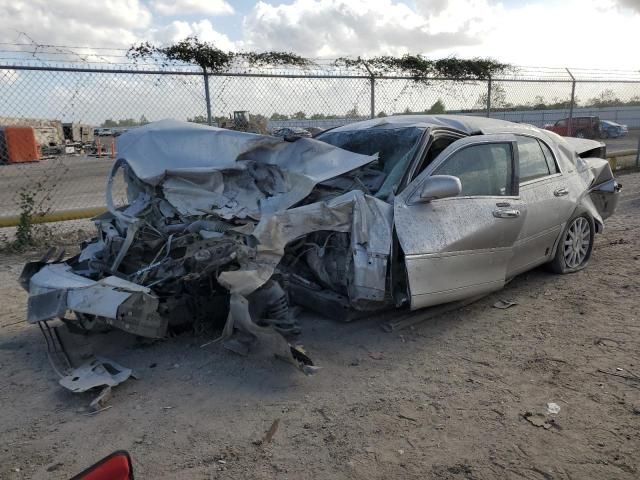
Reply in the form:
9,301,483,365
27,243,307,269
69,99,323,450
574,130,585,138
601,130,609,139
549,215,594,274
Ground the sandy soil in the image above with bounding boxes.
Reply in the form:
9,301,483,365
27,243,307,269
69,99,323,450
0,172,638,480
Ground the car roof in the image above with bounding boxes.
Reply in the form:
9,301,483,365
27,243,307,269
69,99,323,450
327,114,543,136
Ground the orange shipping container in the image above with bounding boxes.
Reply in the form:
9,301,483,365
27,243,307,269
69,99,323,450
0,126,40,164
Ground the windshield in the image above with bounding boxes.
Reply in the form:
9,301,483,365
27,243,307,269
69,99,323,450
317,126,425,198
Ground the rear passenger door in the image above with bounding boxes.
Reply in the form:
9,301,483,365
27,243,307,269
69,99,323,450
507,135,574,275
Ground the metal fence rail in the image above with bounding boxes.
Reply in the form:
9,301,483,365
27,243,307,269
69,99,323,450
1,62,639,224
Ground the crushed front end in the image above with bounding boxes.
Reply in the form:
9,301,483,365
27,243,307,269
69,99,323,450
20,120,396,378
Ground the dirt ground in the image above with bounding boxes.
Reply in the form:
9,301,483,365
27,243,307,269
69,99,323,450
1,172,639,480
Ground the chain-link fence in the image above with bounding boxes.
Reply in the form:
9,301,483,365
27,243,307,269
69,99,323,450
1,61,639,224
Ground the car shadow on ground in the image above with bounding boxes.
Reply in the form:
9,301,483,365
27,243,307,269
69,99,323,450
11,262,562,409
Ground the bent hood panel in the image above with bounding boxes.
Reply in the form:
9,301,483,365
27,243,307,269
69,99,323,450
116,120,377,218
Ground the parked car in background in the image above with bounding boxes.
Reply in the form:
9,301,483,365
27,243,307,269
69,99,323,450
544,116,600,139
599,120,628,138
272,126,312,140
94,127,114,136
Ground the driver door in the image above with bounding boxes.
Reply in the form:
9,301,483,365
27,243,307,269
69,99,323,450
394,134,526,309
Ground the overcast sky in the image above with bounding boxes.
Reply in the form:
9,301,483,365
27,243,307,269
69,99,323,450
1,0,640,69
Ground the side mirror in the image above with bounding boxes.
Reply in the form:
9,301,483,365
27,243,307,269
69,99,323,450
418,175,462,202
71,451,134,480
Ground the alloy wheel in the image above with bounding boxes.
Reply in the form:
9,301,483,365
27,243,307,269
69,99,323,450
563,217,591,268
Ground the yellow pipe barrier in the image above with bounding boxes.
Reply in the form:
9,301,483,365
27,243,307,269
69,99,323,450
0,207,106,228
606,149,638,172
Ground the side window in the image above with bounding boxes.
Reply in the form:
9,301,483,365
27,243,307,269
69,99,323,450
434,143,513,197
537,140,559,174
517,136,551,183
556,119,566,127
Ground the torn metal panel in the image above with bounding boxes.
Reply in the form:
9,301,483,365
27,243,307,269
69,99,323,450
27,289,67,323
217,189,393,300
59,356,132,393
25,263,163,337
67,284,132,319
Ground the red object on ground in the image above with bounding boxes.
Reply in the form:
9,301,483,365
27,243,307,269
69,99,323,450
70,451,134,480
1,126,40,163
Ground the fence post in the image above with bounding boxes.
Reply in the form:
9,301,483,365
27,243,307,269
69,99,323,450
369,77,376,119
363,61,376,119
203,68,212,126
486,76,492,117
566,68,576,136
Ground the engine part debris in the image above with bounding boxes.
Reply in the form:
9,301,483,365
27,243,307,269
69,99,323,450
546,402,561,414
493,299,518,309
59,356,132,393
89,386,112,412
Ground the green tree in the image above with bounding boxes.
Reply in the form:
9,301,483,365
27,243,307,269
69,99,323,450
628,95,640,106
270,112,289,121
588,89,622,108
474,84,511,110
426,99,445,114
531,95,546,110
345,106,359,118
293,111,307,119
310,113,326,120
187,115,208,124
376,111,387,117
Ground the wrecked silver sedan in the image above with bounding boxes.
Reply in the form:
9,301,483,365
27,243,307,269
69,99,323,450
21,116,620,374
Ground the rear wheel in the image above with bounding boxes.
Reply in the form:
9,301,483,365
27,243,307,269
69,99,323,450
574,130,585,138
550,215,594,274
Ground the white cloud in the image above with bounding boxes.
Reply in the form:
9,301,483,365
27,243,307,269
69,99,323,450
0,0,152,48
616,0,640,12
0,0,638,71
428,0,640,70
153,0,234,17
242,0,640,69
242,0,480,57
153,20,236,51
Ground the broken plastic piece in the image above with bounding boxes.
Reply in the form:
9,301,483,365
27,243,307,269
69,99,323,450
59,356,132,393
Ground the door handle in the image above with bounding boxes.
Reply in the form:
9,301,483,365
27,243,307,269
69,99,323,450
493,209,521,219
554,187,569,197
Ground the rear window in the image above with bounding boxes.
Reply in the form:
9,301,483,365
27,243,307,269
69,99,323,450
538,140,559,174
517,136,552,182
